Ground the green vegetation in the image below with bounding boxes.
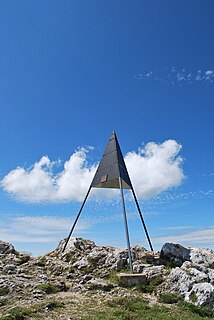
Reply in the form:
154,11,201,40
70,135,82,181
105,267,133,285
0,287,10,296
190,292,198,303
159,292,180,304
80,266,92,274
87,256,98,267
80,296,214,320
0,292,213,320
86,282,113,292
43,300,64,310
36,257,46,267
37,283,59,294
179,300,214,318
105,270,120,285
0,300,64,320
137,276,164,293
0,306,32,320
0,298,7,306
63,252,77,263
18,255,31,265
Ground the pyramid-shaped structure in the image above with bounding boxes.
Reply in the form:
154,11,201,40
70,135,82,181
91,131,132,189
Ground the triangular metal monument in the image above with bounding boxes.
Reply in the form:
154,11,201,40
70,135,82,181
63,131,153,273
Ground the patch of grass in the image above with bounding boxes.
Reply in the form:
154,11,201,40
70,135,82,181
18,255,31,265
37,283,59,294
36,257,46,267
208,263,214,270
83,296,214,320
68,265,75,273
104,270,119,285
3,306,32,320
104,267,133,285
0,287,10,296
138,276,164,294
14,251,20,257
44,300,64,311
106,296,148,312
0,300,64,320
164,260,178,269
80,266,92,274
190,292,198,303
86,282,113,292
159,292,180,304
179,300,214,318
120,267,133,273
87,256,98,267
0,298,7,306
63,252,77,263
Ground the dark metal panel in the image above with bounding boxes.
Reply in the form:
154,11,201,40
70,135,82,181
91,131,132,189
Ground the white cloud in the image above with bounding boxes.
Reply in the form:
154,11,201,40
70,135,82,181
1,148,97,202
0,215,90,244
152,226,214,248
1,140,185,203
158,226,197,231
125,140,184,199
135,68,214,85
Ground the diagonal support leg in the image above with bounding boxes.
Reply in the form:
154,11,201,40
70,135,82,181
62,186,92,253
119,177,134,274
131,187,154,252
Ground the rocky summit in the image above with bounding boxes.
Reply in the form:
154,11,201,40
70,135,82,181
0,238,214,320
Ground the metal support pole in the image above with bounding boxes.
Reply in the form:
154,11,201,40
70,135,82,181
119,177,134,274
62,186,92,253
131,187,154,252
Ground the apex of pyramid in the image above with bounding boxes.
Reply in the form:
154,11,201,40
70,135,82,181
91,131,132,189
110,130,116,139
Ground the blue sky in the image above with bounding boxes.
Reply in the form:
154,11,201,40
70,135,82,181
0,1,213,255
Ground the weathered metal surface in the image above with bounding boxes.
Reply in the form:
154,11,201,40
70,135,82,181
91,131,132,189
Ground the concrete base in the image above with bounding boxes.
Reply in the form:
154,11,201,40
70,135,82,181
118,273,147,287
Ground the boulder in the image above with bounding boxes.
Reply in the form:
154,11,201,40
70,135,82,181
142,265,166,280
57,237,96,254
73,257,90,270
0,241,15,255
105,249,129,270
105,248,139,271
165,267,193,295
165,261,214,309
186,283,214,308
190,248,214,268
3,264,17,274
208,269,214,285
160,243,191,266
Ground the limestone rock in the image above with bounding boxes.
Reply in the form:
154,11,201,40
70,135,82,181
3,264,17,274
186,283,214,308
0,240,15,255
73,257,90,270
160,243,191,266
190,248,214,268
165,267,193,295
57,237,96,255
142,265,166,280
208,269,214,285
165,260,214,308
1,237,214,314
